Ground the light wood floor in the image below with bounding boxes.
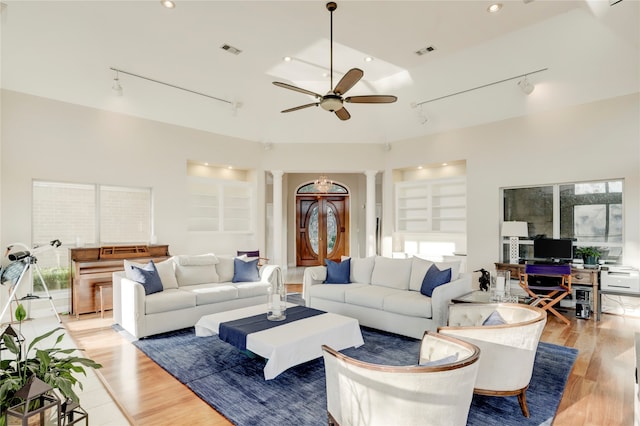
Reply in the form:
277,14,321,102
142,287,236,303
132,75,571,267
63,290,639,426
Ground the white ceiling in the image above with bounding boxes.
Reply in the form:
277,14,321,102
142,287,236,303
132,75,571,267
1,0,638,145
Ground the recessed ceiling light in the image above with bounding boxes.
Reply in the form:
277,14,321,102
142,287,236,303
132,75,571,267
204,162,209,166
418,166,423,170
442,163,448,166
322,72,329,78
161,0,175,9
364,56,373,62
228,166,233,170
283,56,292,62
487,3,502,13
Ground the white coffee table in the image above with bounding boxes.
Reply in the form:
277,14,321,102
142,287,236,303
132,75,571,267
195,303,364,380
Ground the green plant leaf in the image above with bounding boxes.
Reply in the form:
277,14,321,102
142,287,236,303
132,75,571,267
15,303,27,322
2,334,20,355
27,327,63,353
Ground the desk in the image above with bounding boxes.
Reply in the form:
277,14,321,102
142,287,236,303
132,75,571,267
494,263,600,320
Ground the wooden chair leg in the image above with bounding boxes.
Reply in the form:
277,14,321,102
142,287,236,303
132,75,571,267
517,389,530,417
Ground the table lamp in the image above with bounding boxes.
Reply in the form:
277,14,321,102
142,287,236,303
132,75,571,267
501,221,528,264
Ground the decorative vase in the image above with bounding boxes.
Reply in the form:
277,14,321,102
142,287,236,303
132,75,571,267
267,279,287,321
490,270,511,302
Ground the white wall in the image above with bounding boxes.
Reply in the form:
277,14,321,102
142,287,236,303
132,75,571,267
2,89,638,277
387,93,640,275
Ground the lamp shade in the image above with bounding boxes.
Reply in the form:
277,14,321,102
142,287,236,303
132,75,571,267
501,221,528,237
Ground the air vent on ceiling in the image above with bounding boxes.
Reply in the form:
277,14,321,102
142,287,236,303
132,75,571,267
415,45,436,56
221,44,242,55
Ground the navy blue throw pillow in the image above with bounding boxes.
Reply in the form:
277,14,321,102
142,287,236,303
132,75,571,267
232,257,260,283
324,258,351,284
420,264,452,297
129,261,164,295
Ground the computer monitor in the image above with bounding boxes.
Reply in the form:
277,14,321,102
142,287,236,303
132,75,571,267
533,238,573,262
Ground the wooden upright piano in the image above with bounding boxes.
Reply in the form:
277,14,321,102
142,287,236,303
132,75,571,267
69,244,170,317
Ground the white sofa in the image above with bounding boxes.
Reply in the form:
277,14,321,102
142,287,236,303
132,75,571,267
303,256,472,339
112,255,281,339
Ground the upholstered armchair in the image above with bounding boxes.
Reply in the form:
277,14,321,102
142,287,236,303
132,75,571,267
321,331,480,426
438,303,547,417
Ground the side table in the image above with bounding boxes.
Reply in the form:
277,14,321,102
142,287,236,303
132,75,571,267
452,291,524,304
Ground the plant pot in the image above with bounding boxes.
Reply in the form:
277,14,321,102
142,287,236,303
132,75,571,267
583,255,599,266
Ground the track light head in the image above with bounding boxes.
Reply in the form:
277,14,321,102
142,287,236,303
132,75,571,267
112,71,123,96
518,76,535,95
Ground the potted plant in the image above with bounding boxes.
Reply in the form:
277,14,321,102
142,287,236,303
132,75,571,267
0,304,102,425
576,246,602,266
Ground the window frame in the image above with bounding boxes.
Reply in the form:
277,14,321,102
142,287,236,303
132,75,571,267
501,179,624,263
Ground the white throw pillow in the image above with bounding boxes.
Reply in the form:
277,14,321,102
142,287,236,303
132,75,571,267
409,256,461,292
174,254,219,286
123,258,178,290
370,257,413,290
340,256,375,284
176,254,219,266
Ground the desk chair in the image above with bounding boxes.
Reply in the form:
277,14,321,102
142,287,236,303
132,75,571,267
520,264,572,325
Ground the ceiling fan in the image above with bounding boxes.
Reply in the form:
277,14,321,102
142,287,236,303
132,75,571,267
272,1,397,121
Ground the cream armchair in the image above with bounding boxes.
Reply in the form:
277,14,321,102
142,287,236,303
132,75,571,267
321,332,480,426
438,303,547,417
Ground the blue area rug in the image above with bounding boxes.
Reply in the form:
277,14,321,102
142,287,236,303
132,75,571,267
133,326,577,426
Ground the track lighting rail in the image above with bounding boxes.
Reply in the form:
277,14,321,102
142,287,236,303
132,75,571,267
415,67,548,106
109,67,233,105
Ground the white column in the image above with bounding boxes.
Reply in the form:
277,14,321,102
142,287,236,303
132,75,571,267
271,170,284,267
365,170,377,257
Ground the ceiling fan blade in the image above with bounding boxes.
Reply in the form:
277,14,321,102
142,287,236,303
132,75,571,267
334,68,364,96
334,107,351,121
345,95,398,104
273,81,322,99
281,103,319,113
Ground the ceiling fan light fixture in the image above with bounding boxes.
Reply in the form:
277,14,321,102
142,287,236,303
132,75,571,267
320,95,343,112
518,76,535,95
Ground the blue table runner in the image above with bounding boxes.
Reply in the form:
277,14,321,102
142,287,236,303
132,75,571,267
218,305,325,351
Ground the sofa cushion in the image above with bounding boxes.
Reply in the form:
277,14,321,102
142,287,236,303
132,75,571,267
176,254,219,266
234,281,271,298
175,254,220,286
370,257,412,290
325,258,351,284
420,264,452,297
215,256,235,282
342,256,375,284
128,261,164,295
124,258,179,290
383,291,433,319
309,283,367,303
409,256,461,292
232,257,260,282
180,283,239,305
344,285,400,310
145,289,196,314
